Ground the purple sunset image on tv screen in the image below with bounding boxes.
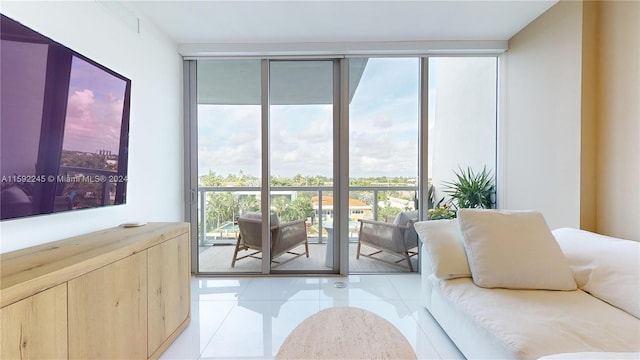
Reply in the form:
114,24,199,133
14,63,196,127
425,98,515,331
1,14,131,220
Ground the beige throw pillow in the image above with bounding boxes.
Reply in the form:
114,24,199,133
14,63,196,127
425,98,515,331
414,219,471,280
457,209,577,290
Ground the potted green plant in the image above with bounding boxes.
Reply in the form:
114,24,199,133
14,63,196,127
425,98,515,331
426,185,456,220
427,203,456,220
442,166,495,211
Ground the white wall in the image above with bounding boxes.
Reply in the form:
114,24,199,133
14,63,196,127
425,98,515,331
499,1,583,230
430,58,497,205
0,2,184,252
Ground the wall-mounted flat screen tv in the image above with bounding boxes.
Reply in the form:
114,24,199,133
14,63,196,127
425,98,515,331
1,14,131,220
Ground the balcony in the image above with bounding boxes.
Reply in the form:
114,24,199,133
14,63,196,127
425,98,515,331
196,185,419,273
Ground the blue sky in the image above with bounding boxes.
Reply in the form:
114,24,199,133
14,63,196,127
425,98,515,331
197,58,423,179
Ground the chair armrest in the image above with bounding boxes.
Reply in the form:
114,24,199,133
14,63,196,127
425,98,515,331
358,219,398,228
277,219,307,228
358,219,411,230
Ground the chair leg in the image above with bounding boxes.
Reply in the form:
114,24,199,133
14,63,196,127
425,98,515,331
231,234,242,267
356,239,362,259
404,251,414,272
304,240,309,257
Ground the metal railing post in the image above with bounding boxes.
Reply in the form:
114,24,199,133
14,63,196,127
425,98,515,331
318,189,323,244
373,189,378,221
199,189,206,246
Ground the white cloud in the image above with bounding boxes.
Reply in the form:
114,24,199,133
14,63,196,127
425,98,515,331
63,89,124,154
197,58,420,178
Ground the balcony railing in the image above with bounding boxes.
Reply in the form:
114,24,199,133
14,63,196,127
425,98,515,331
197,185,418,246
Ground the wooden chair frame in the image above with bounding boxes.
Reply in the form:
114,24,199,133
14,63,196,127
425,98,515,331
232,216,309,267
356,217,418,271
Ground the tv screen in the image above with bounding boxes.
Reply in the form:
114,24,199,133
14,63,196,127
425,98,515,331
1,14,131,220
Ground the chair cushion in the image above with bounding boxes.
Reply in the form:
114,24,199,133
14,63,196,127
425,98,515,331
393,210,418,226
415,219,471,279
394,210,419,248
457,209,576,290
240,211,279,226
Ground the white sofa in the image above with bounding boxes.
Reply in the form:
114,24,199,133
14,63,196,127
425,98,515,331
416,209,640,360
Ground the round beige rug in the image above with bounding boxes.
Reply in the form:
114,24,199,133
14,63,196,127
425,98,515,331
276,306,417,359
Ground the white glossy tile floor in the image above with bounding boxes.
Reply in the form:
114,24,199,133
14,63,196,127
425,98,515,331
160,274,465,360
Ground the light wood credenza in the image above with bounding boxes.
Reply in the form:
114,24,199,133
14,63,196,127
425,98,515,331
0,222,191,360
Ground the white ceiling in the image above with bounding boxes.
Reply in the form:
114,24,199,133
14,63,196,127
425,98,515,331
126,1,557,45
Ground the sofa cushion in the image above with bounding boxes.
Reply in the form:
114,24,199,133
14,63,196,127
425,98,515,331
538,352,640,359
429,276,640,359
553,228,640,319
415,219,471,279
457,209,576,290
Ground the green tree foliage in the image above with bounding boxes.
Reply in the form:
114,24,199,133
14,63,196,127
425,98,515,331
283,196,315,222
238,195,259,214
271,174,331,187
271,176,292,187
377,203,402,221
271,196,289,217
350,191,374,206
204,193,263,231
200,171,224,186
206,192,237,231
271,194,315,222
199,171,420,230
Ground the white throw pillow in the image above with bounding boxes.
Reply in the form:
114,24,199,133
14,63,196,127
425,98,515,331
553,227,640,319
414,219,471,279
457,209,577,290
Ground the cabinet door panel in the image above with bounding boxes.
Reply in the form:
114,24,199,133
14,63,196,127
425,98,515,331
0,284,67,359
68,251,147,359
147,233,190,355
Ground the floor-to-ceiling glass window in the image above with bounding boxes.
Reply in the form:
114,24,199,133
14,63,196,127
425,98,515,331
188,56,497,275
348,58,421,273
268,60,336,272
427,57,498,215
195,60,263,273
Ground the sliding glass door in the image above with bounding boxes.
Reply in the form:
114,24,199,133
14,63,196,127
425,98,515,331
348,58,420,272
191,59,341,274
194,60,263,274
186,56,497,275
268,60,336,273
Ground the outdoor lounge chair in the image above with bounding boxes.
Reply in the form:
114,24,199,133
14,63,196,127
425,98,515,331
232,212,309,267
356,210,419,271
